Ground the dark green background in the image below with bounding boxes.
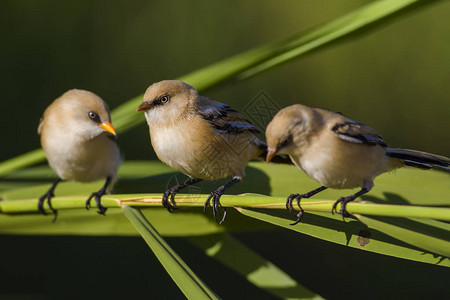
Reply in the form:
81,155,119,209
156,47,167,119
1,2,450,298
0,0,449,162
2,230,449,299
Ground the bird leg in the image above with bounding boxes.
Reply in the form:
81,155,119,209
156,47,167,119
86,176,112,215
38,178,62,221
204,177,241,225
332,187,371,221
286,186,327,225
162,177,203,212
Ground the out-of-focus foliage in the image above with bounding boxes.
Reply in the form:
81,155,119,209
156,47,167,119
1,161,449,267
0,0,449,163
1,1,449,298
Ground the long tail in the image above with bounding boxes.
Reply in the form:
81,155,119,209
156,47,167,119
386,148,450,170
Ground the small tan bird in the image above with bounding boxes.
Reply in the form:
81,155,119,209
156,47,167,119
137,80,282,224
38,89,120,219
266,104,450,223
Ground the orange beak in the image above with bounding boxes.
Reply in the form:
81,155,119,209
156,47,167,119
100,122,117,136
266,149,277,163
136,101,152,112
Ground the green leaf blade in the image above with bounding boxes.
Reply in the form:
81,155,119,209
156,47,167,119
236,208,450,267
189,233,324,300
0,0,441,177
123,206,219,300
355,215,450,258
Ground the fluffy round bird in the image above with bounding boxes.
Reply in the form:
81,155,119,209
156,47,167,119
137,80,273,224
38,89,121,219
265,104,450,223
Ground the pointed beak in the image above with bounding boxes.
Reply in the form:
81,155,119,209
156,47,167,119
136,101,152,112
266,149,277,163
100,122,117,136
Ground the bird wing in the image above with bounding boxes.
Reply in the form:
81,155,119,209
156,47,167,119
197,96,260,134
331,121,387,147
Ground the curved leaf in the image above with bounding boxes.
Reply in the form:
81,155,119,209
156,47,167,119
0,0,441,177
189,233,323,300
123,206,219,300
236,208,449,267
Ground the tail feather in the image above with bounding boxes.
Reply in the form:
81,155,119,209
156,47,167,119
386,148,450,170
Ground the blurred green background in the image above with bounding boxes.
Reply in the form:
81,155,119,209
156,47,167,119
1,0,449,163
1,1,450,298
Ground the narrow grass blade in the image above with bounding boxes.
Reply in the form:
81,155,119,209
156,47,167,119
2,160,449,267
355,214,450,258
189,233,323,300
0,149,45,178
0,0,440,177
237,0,440,79
123,206,219,300
236,208,449,267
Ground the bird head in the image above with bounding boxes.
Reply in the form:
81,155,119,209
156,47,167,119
136,80,199,124
53,89,116,140
265,104,311,163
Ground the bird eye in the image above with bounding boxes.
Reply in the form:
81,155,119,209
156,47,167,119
281,136,291,146
160,95,170,103
88,111,100,122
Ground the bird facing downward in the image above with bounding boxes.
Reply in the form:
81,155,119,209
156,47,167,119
38,89,121,219
265,104,450,223
137,80,269,224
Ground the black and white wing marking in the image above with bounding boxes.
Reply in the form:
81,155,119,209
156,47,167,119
332,121,387,147
199,99,260,135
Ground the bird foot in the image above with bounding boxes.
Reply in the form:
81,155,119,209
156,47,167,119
291,211,304,226
38,190,58,222
286,194,298,213
331,196,353,221
86,192,107,215
286,194,304,225
204,189,227,224
162,187,180,213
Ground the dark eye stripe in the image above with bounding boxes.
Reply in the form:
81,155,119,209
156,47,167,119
88,111,101,123
278,135,292,149
154,95,170,106
160,95,170,103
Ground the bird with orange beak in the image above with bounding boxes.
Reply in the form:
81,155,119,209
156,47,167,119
38,89,121,219
136,80,276,224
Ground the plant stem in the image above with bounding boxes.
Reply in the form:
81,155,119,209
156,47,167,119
2,193,449,221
